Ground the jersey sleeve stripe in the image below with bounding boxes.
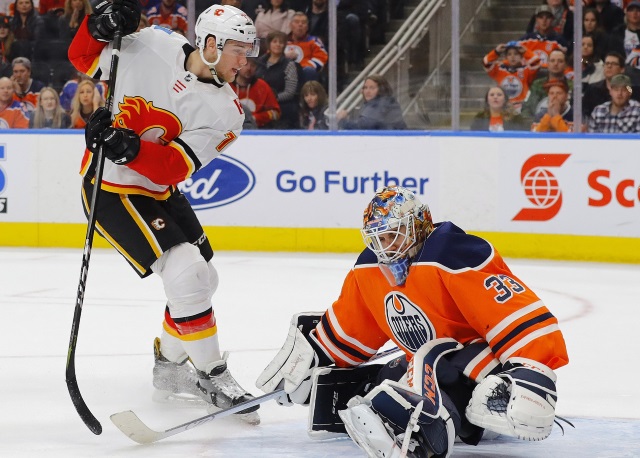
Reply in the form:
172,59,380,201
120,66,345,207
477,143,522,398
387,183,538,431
486,300,545,342
490,311,555,354
319,314,374,362
172,137,202,173
315,324,363,366
326,307,378,355
498,324,562,362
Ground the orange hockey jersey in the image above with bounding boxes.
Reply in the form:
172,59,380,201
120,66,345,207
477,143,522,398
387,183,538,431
483,48,541,109
311,222,568,382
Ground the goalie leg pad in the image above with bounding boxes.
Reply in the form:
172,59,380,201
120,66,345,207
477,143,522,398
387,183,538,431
307,364,383,439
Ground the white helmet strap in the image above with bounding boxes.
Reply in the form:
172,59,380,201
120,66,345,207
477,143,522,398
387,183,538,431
199,35,224,85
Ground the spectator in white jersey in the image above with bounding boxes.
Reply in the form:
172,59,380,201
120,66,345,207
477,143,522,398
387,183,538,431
68,2,262,424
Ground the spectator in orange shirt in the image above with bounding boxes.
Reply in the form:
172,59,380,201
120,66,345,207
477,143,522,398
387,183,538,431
483,40,541,113
531,78,574,131
10,56,43,115
285,11,327,84
0,75,29,127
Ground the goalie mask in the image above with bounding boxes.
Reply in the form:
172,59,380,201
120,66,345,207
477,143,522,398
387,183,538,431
361,186,434,286
195,4,259,83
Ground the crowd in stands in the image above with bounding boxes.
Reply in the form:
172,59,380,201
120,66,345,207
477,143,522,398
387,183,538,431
4,0,640,132
475,0,640,133
1,0,408,131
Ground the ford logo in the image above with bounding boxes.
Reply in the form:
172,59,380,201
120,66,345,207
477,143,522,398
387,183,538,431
179,155,255,210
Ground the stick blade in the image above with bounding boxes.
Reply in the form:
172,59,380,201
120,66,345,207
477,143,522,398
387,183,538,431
110,410,166,444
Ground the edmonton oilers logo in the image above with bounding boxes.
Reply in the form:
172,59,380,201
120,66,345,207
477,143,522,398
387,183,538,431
179,154,255,210
384,292,435,353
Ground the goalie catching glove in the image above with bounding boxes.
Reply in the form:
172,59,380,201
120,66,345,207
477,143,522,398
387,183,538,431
85,107,140,165
88,0,141,42
465,358,558,441
256,312,332,406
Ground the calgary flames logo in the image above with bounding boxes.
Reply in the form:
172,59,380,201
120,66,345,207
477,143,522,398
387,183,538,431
114,96,183,144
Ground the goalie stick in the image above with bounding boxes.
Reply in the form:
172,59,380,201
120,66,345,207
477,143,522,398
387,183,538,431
65,20,124,436
111,346,404,444
111,389,285,444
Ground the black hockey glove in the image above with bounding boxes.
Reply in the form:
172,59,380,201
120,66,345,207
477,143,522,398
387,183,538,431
85,107,140,165
87,0,141,42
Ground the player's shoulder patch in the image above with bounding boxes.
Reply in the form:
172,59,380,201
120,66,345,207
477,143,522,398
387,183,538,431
416,221,493,271
151,25,174,34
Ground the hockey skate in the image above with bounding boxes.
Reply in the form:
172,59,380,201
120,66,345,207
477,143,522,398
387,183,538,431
152,337,204,406
196,356,261,426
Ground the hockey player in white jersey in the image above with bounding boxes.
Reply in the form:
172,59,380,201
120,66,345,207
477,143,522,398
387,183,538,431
68,1,261,423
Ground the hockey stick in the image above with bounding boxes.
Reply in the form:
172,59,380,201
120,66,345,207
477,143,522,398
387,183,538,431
111,347,404,444
65,22,124,436
111,389,285,444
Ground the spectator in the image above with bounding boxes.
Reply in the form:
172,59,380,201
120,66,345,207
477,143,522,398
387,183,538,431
10,56,43,114
39,0,65,16
337,0,369,67
285,11,327,83
241,0,266,21
0,0,11,15
593,0,625,34
69,78,103,128
583,34,606,86
0,14,16,76
58,0,92,40
10,0,44,59
607,0,640,59
482,41,541,113
28,85,70,128
588,73,640,131
59,70,106,111
531,78,574,131
305,0,327,47
526,0,574,47
337,74,407,130
255,30,299,128
522,48,573,118
582,50,636,116
229,58,281,128
299,79,327,129
520,5,569,65
470,86,529,131
583,7,608,60
254,0,294,45
0,75,29,127
146,0,188,36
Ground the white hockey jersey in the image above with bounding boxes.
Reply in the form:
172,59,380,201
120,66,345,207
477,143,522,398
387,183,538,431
69,21,245,199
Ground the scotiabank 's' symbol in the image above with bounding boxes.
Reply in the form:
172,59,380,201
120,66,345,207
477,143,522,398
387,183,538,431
513,153,570,221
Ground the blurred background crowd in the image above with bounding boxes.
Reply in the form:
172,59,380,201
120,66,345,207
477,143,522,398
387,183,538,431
2,0,640,133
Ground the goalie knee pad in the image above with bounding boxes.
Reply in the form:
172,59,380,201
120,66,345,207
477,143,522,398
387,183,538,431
152,243,213,318
339,338,465,458
466,358,558,441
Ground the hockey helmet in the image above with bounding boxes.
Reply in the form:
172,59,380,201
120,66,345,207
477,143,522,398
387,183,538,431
195,5,259,58
361,186,434,285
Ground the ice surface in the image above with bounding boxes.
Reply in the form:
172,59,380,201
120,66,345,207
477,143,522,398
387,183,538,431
1,248,639,457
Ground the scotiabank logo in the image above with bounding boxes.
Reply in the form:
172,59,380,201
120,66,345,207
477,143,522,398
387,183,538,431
589,170,639,207
513,153,570,221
